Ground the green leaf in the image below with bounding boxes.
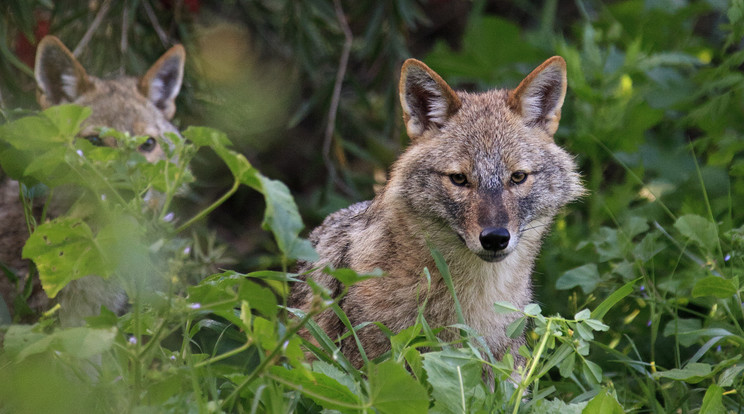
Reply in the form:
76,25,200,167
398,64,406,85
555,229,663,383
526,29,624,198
44,104,92,137
574,309,591,321
591,278,637,320
493,301,520,314
663,318,703,347
653,363,712,383
674,214,718,252
633,231,664,262
523,303,542,316
2,113,66,150
428,242,466,326
575,322,594,341
5,325,117,362
255,174,317,261
582,359,603,383
181,126,233,148
719,364,744,387
422,348,486,413
623,216,649,239
22,218,108,298
700,384,726,414
582,389,623,414
559,352,576,378
584,319,610,332
691,276,737,298
556,264,600,294
324,267,384,286
367,360,429,414
269,366,362,411
506,316,527,339
312,360,359,396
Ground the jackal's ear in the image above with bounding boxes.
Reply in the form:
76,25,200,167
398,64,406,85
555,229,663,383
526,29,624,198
35,36,94,108
508,56,567,135
139,44,185,120
399,59,461,140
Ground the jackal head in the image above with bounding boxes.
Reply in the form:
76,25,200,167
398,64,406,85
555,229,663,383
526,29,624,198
394,57,584,263
34,36,185,162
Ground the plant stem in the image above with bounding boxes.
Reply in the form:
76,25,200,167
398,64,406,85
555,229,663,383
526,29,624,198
513,319,553,414
174,180,239,234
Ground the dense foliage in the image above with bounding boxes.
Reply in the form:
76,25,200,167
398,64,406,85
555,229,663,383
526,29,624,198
1,0,743,412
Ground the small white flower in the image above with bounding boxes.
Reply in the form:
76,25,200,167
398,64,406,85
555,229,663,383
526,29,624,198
101,194,107,201
163,212,175,222
76,149,84,157
189,303,201,310
128,336,138,345
183,246,191,255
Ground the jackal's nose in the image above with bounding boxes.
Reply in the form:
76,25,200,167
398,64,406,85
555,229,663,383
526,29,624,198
479,227,510,251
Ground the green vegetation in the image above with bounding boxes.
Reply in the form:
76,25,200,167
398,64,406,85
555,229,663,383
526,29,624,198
1,0,743,412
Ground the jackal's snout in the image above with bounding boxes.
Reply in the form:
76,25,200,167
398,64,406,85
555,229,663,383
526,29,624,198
479,227,510,252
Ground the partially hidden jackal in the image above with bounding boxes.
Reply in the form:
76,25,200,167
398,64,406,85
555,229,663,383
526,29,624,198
0,35,185,324
289,56,585,367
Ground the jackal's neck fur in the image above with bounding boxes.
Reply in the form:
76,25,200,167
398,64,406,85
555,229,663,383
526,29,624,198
291,56,584,368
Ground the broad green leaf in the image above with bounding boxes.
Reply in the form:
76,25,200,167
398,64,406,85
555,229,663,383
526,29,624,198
269,366,362,411
719,364,744,387
691,276,737,298
252,316,276,350
255,174,317,261
582,389,623,414
44,104,91,137
324,267,384,286
181,126,232,148
633,231,664,262
674,214,718,252
493,301,520,314
506,316,527,339
7,325,116,362
422,348,486,414
653,363,712,383
592,227,624,262
700,385,726,414
367,360,429,414
312,360,359,396
524,303,542,316
583,359,603,383
559,352,576,378
2,113,66,150
575,322,594,341
22,218,107,298
574,309,591,321
532,398,587,414
623,216,649,239
663,318,703,347
556,264,600,294
584,319,610,331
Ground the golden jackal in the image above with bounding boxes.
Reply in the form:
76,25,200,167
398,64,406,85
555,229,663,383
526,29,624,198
0,35,185,324
289,57,584,367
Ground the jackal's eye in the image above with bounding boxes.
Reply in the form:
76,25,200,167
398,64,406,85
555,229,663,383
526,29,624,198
449,173,468,187
510,171,528,185
139,137,157,152
85,135,105,147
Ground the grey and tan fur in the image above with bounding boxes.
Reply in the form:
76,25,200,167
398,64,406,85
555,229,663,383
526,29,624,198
0,35,185,325
289,57,584,368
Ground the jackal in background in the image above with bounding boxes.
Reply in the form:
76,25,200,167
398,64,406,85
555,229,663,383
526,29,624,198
289,56,584,367
0,35,185,324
